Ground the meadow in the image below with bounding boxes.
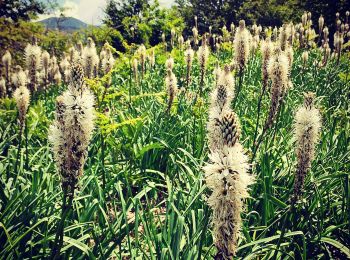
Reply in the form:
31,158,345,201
0,11,349,259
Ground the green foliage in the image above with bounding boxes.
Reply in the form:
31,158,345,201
0,18,77,65
1,39,349,258
85,25,127,53
176,0,350,35
105,0,185,48
0,0,45,21
0,18,44,65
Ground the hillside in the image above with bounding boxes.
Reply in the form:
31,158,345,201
39,17,88,31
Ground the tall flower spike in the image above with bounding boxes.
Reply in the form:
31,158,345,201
70,62,85,94
184,46,194,88
197,34,209,93
230,23,235,40
76,41,83,54
42,51,50,87
13,85,31,132
204,110,254,259
260,38,274,89
285,45,294,75
318,15,324,33
302,51,308,67
25,43,41,92
171,28,176,48
165,56,174,71
213,62,222,88
234,20,251,72
139,45,147,78
208,65,234,151
148,49,155,68
192,27,198,46
132,58,138,86
49,60,95,189
0,77,6,98
165,69,177,113
69,46,78,63
82,37,99,78
2,50,12,83
279,24,289,51
264,47,289,131
99,43,107,61
291,92,321,204
289,23,295,45
60,54,71,83
101,47,115,75
11,66,27,89
178,35,184,50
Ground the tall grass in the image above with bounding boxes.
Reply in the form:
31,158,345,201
0,21,349,259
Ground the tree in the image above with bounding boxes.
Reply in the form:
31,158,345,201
175,0,245,35
104,0,150,32
104,0,184,48
0,0,45,22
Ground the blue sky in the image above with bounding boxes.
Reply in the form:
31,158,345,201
39,0,175,25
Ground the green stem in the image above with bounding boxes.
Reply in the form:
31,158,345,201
271,207,292,259
25,121,29,170
101,133,106,190
252,83,267,147
129,58,132,108
14,123,24,180
51,183,75,259
233,69,243,108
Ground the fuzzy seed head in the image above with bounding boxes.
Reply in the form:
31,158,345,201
204,109,254,258
265,48,289,129
318,15,324,31
197,43,209,71
208,66,235,151
234,20,251,71
2,51,12,74
101,48,115,74
261,39,274,86
13,85,30,128
302,51,309,66
178,35,184,49
165,57,174,71
165,69,177,112
70,62,85,93
292,92,321,202
49,66,95,187
11,66,27,88
132,58,138,83
0,77,6,98
82,41,99,79
42,51,50,72
192,27,198,41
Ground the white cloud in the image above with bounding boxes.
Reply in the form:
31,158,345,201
36,1,78,21
159,0,175,8
36,0,105,25
36,0,174,25
75,0,106,25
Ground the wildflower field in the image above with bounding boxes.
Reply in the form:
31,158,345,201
0,8,350,260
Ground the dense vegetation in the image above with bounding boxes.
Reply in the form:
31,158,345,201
0,1,349,259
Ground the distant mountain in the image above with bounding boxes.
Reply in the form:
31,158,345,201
39,17,88,31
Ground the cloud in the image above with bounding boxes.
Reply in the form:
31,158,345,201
37,0,175,25
159,0,175,8
36,0,105,25
76,0,106,25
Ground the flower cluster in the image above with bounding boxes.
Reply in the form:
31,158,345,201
49,62,95,190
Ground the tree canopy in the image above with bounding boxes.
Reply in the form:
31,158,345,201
0,0,45,22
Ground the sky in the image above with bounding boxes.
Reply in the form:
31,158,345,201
38,0,175,25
